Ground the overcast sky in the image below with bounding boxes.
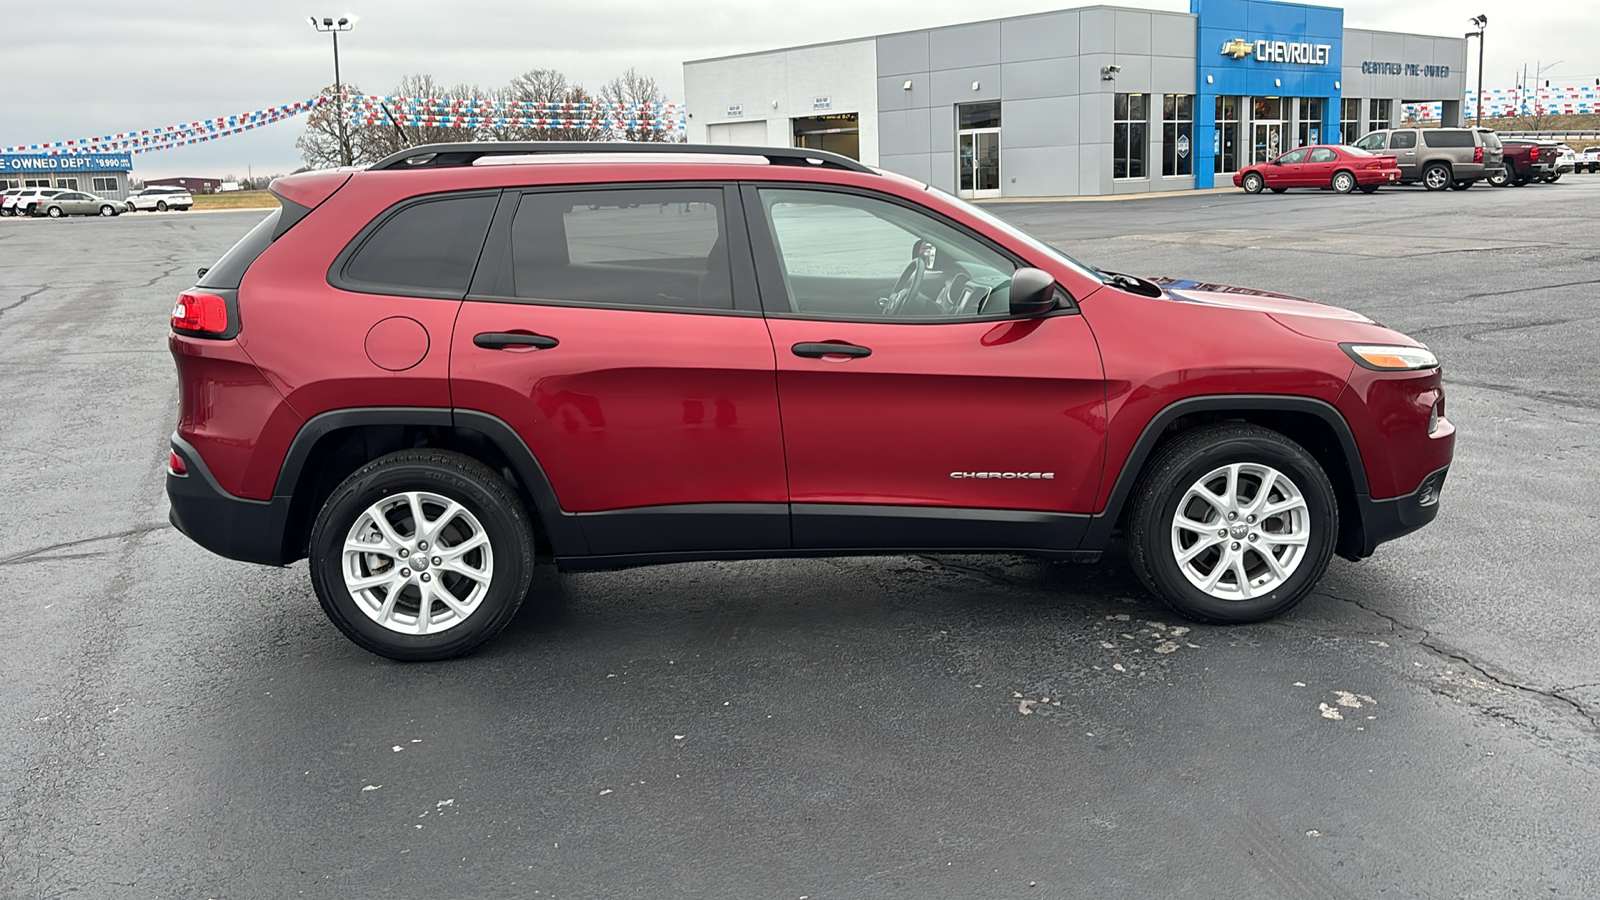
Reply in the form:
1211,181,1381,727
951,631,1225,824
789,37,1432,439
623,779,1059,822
3,1,1591,180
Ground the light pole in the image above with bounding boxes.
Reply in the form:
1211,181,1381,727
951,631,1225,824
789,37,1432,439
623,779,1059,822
309,16,356,166
1465,15,1486,126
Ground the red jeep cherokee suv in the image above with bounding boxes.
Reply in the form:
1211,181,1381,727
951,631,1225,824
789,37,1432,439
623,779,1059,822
166,143,1453,660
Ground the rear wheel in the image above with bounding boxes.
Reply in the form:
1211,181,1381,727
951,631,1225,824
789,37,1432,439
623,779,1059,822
156,200,168,211
1126,425,1337,624
1331,171,1357,194
1242,172,1264,194
1422,163,1452,191
308,449,535,661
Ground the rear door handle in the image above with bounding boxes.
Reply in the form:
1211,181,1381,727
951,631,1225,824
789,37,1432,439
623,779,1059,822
474,332,559,350
792,342,871,359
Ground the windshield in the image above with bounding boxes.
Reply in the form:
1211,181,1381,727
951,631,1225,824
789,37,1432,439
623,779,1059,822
923,185,1104,283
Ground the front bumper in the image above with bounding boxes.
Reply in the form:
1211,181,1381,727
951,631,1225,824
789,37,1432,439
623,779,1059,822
167,434,295,566
1345,464,1449,560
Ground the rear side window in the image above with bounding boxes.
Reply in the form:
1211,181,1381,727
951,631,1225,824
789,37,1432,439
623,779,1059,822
343,194,497,297
1422,130,1474,148
1308,148,1337,163
508,188,731,311
1389,132,1417,149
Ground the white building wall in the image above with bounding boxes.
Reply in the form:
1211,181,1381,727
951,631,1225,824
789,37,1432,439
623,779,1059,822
684,40,879,166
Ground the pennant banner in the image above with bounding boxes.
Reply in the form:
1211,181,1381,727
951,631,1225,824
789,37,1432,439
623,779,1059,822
3,97,330,155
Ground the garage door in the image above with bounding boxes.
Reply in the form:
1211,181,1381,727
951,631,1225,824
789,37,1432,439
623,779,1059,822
706,121,769,145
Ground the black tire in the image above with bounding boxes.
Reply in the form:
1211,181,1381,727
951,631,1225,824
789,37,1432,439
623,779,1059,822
1421,163,1451,191
1242,172,1264,194
1125,424,1337,624
308,449,535,661
1358,184,1380,194
156,200,168,211
1331,171,1357,194
1487,168,1510,187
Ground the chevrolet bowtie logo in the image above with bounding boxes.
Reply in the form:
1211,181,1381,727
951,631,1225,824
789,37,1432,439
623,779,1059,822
1221,39,1253,59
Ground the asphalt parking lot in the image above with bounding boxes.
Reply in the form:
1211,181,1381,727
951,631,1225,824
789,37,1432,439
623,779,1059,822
2,179,1597,898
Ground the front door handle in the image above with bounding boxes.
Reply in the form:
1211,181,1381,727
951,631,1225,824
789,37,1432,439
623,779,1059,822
792,341,872,359
474,332,559,350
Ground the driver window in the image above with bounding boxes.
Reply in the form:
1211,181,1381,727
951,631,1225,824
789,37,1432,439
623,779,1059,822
1279,149,1309,164
1355,133,1387,151
757,188,1017,320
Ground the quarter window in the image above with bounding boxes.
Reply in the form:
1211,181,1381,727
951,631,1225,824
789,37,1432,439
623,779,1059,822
1114,93,1148,179
757,188,1018,320
510,188,731,311
1162,94,1194,177
343,194,498,296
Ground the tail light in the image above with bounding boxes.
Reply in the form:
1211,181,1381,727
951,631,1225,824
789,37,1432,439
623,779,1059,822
1474,147,1482,163
1530,146,1540,161
171,291,228,334
168,449,188,475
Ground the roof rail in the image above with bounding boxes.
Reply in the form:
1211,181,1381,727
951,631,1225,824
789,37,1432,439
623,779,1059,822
368,142,877,175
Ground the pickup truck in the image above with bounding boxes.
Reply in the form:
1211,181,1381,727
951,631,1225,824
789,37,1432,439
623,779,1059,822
1490,140,1559,186
1576,146,1600,174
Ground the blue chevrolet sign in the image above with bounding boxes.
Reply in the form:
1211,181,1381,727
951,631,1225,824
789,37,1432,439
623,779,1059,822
0,152,134,172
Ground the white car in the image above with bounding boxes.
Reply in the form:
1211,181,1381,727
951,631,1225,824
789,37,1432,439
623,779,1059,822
3,187,69,217
1577,147,1600,175
1554,144,1577,176
124,186,193,212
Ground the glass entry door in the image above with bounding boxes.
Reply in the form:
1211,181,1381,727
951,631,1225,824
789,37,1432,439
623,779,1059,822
958,129,1001,199
1253,122,1283,163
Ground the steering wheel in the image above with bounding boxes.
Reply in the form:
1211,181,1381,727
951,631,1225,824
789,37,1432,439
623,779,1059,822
881,259,926,316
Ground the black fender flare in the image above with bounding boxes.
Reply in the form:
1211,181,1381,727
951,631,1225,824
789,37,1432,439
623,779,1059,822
1080,394,1369,549
273,407,589,557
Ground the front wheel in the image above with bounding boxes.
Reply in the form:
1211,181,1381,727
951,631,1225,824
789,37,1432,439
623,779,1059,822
1331,171,1356,194
99,205,115,216
308,449,536,661
1126,424,1337,624
1241,172,1264,194
1422,163,1452,191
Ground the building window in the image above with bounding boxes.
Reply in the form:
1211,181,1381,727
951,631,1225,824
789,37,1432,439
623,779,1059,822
92,177,118,192
0,178,17,189
1214,96,1241,173
1369,99,1392,130
1114,93,1147,179
1340,99,1362,144
1297,97,1323,148
24,178,49,187
1162,94,1193,176
56,178,78,190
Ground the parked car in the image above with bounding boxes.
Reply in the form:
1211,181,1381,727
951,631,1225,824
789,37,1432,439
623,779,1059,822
1491,140,1559,186
37,191,124,218
125,186,193,212
166,142,1454,660
1576,147,1600,174
1552,144,1577,180
1234,144,1400,194
1352,126,1502,190
6,187,69,216
0,188,27,216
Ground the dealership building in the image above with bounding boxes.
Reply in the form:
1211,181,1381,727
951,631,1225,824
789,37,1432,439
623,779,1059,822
684,0,1467,198
0,152,133,200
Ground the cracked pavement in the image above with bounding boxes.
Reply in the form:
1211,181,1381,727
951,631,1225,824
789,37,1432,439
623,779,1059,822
2,183,1598,898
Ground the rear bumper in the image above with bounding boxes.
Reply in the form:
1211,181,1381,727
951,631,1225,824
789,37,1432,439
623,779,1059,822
1346,464,1449,559
167,434,295,566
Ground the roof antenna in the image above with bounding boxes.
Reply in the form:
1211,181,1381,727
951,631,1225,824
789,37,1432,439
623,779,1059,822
380,103,412,149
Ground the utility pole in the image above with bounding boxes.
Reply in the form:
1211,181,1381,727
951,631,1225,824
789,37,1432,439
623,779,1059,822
1465,15,1486,126
310,17,357,166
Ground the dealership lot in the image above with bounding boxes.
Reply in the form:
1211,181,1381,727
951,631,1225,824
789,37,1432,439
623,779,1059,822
1,182,1597,896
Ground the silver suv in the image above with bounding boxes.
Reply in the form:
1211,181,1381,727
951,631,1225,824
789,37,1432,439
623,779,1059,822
1353,127,1504,191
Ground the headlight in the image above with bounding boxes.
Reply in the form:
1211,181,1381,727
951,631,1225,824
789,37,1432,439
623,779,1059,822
1340,343,1439,371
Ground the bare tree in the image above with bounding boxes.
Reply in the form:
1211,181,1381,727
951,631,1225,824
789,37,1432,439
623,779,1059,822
296,83,401,167
598,69,683,142
502,68,608,142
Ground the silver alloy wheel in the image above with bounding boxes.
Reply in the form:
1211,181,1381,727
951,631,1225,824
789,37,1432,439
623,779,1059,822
1170,462,1310,600
341,490,494,635
1423,165,1450,190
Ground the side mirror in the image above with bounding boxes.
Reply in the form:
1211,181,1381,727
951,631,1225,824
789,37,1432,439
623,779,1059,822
1008,267,1057,317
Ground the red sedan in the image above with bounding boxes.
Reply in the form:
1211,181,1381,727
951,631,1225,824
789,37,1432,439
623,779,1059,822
1234,145,1401,194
